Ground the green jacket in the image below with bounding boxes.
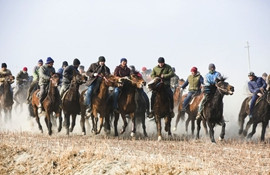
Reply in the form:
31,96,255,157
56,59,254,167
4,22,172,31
151,64,175,85
39,64,55,86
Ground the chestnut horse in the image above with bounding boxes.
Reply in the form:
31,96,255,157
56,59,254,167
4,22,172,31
62,71,86,135
196,77,234,143
0,75,15,121
113,75,146,137
173,79,185,108
148,77,172,141
79,74,120,135
31,73,62,135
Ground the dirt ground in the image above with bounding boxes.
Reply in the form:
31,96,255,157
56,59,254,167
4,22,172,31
1,131,270,175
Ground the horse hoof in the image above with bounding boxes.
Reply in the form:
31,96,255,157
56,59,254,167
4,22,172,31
219,136,224,141
173,127,177,131
82,132,86,135
158,136,162,141
130,132,135,137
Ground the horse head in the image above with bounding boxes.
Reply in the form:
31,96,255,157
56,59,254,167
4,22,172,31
130,74,146,89
50,73,60,87
72,71,86,86
103,74,121,87
5,75,15,84
147,77,162,91
215,76,234,95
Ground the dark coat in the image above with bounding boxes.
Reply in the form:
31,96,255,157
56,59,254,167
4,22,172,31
62,65,79,85
114,65,130,77
85,62,110,86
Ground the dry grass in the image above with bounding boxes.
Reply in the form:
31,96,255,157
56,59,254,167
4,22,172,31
1,131,270,175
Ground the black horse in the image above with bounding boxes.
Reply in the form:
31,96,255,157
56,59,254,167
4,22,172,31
196,77,234,143
14,80,31,112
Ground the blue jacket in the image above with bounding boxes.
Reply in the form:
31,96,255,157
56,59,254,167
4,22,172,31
205,71,221,86
248,76,267,94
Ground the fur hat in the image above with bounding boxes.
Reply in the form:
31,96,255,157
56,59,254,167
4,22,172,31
1,63,7,68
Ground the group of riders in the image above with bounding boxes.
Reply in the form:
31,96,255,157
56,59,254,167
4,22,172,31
0,56,268,120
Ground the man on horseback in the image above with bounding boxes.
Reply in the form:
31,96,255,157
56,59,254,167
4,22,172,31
0,63,13,97
26,59,43,103
57,61,68,86
181,66,204,112
247,72,267,118
196,63,221,120
85,56,110,113
38,57,55,113
113,58,130,113
130,65,150,115
170,67,180,94
14,67,29,98
148,57,175,118
60,58,80,98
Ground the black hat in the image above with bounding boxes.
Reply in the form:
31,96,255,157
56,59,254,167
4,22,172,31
73,58,80,66
99,56,106,62
208,63,215,70
62,61,68,67
248,72,255,77
1,63,7,68
158,57,165,63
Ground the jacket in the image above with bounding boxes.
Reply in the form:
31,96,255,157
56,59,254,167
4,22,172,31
0,69,12,83
62,65,79,85
39,64,55,86
114,65,130,78
85,62,111,86
151,64,175,86
182,72,204,91
248,76,267,94
16,71,29,85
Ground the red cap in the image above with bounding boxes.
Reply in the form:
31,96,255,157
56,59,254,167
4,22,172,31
23,67,28,71
142,67,147,71
191,67,197,73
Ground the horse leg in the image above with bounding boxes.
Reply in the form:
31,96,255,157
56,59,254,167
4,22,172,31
185,116,191,134
104,113,111,135
141,113,148,137
45,112,52,135
64,114,70,135
80,114,86,135
130,113,136,137
238,113,247,135
114,112,119,136
207,121,215,143
120,114,128,134
196,119,201,139
243,119,252,137
57,113,62,133
96,115,104,135
203,120,208,135
219,120,226,141
247,122,258,139
260,121,268,142
173,112,181,131
156,116,162,141
91,113,96,133
70,114,77,133
35,116,43,133
191,118,195,136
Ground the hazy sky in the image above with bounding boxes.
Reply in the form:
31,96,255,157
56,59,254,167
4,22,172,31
1,0,269,96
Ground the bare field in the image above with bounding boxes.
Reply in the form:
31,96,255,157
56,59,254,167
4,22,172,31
1,131,270,175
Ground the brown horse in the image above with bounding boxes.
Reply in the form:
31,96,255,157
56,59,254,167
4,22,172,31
113,75,146,137
196,77,234,143
0,75,15,121
79,74,120,135
31,73,62,135
238,96,251,135
62,71,86,135
173,79,185,108
148,77,172,141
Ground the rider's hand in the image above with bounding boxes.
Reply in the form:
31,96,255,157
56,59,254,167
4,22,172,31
257,92,263,97
94,73,98,77
161,74,164,78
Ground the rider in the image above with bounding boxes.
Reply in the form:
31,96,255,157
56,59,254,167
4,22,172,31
262,72,268,81
141,66,152,83
196,63,221,119
181,66,204,112
247,72,267,118
60,58,80,98
149,57,175,118
57,61,68,85
130,65,150,115
14,67,29,98
0,63,13,97
38,57,55,113
170,67,180,94
26,59,43,103
113,58,130,112
85,56,110,113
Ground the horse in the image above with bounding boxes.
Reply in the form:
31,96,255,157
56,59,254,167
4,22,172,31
174,93,208,135
62,71,86,135
31,73,62,135
113,75,146,137
147,77,173,141
13,80,31,112
79,74,120,135
196,77,234,143
241,76,270,141
0,75,15,121
238,96,251,135
173,79,185,108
